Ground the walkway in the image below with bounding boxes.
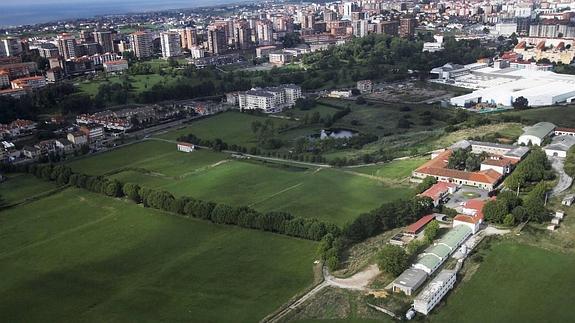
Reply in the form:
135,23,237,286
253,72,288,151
549,157,573,197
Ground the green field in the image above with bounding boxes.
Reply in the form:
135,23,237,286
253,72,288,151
158,111,298,147
77,74,180,97
68,140,412,225
0,174,60,205
432,242,575,322
351,158,427,180
0,188,316,322
500,105,575,128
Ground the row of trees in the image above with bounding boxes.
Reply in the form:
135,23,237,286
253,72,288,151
25,164,339,241
505,148,554,191
484,183,550,225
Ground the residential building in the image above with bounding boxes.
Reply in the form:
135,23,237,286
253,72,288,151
2,37,23,57
46,67,65,83
160,32,182,58
179,27,197,50
130,31,153,59
11,76,47,90
67,132,88,145
356,80,373,93
256,45,278,58
399,18,416,38
94,31,114,54
79,124,104,142
57,33,78,60
269,51,293,65
413,270,457,315
0,70,9,89
237,84,302,113
208,28,227,55
418,182,458,207
103,60,129,73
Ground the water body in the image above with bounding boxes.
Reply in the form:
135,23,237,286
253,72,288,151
0,0,247,27
311,129,358,140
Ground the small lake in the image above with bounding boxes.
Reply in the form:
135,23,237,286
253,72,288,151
310,129,358,140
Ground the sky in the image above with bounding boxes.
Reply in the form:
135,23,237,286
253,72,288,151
0,0,243,26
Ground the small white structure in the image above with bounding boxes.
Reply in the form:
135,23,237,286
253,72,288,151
551,218,561,225
547,224,557,231
562,195,574,206
555,210,565,220
177,142,195,153
544,135,575,158
413,270,457,315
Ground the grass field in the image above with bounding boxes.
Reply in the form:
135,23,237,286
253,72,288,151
432,241,575,322
0,188,316,322
157,111,298,147
351,158,427,180
0,174,60,205
500,105,575,128
77,74,180,97
68,140,412,225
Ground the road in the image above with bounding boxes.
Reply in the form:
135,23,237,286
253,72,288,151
549,156,573,197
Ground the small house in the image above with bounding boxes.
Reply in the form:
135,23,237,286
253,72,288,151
562,195,574,207
551,218,560,225
555,211,565,220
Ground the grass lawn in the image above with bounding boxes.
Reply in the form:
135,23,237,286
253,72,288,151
351,158,427,181
0,174,60,205
0,188,316,322
68,140,412,225
157,111,298,147
432,241,575,322
77,74,179,97
500,105,575,128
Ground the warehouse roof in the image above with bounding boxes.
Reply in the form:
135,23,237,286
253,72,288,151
425,244,451,259
415,269,457,303
416,254,442,272
438,225,472,250
393,268,428,289
521,122,556,139
544,135,575,152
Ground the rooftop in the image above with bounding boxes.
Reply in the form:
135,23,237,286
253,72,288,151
414,270,457,303
522,122,556,139
437,225,472,249
405,214,436,234
393,268,428,289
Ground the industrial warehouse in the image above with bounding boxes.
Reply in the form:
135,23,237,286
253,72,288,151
431,60,575,107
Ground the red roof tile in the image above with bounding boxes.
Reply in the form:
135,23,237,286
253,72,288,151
405,214,435,234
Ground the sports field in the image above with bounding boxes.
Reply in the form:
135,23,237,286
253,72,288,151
68,140,412,225
351,158,427,181
0,173,60,205
0,188,316,322
157,111,298,147
431,241,575,322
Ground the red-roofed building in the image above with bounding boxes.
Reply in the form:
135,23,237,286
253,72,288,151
412,149,503,191
453,214,482,234
405,214,436,236
555,127,575,137
419,182,458,206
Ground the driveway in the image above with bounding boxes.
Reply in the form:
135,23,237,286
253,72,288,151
549,157,573,197
444,187,489,210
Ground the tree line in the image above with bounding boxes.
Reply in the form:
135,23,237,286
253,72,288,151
21,164,340,241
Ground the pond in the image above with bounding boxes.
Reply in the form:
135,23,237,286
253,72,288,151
310,128,358,140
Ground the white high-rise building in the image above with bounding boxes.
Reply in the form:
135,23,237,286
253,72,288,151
2,38,22,57
130,31,153,59
160,32,182,58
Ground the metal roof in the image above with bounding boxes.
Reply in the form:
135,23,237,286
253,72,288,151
414,269,457,303
521,122,556,139
416,254,442,272
393,268,428,289
425,244,451,259
437,225,472,250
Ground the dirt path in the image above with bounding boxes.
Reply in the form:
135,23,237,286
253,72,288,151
324,264,380,290
550,157,573,197
248,183,304,207
264,264,380,322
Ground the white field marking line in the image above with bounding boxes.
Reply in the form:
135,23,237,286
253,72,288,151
248,183,304,207
0,213,116,260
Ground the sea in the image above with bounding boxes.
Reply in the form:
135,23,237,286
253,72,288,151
0,0,246,27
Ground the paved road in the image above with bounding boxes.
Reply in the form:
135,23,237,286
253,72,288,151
549,157,573,197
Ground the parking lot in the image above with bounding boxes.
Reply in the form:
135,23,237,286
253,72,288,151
444,187,489,211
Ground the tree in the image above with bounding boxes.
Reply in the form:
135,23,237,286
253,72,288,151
523,182,549,222
377,245,409,277
424,220,440,242
123,183,141,203
415,176,437,194
503,213,515,227
483,200,508,223
512,96,529,110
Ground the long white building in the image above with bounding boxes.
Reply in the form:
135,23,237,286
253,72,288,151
160,32,182,58
435,62,575,107
238,84,302,113
413,269,457,315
